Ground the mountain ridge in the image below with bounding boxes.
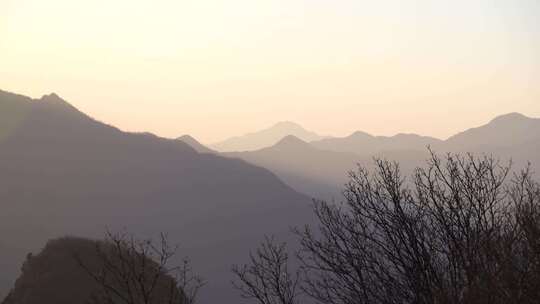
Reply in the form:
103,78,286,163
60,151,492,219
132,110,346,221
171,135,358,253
177,134,216,154
272,135,313,151
0,90,312,304
444,112,540,151
225,112,540,200
211,121,326,152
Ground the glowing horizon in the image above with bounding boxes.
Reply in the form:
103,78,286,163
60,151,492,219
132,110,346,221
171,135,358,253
1,0,539,143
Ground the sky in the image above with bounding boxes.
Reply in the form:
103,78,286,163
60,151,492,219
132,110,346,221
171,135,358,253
1,0,539,143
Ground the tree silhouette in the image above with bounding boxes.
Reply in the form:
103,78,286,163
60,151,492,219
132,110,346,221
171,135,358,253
232,236,301,304
234,151,540,304
75,231,204,304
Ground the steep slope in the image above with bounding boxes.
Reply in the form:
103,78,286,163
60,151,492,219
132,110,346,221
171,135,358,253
177,134,216,154
0,90,312,304
211,121,326,152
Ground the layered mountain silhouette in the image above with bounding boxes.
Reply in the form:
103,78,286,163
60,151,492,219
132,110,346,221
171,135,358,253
225,114,540,199
177,134,216,154
1,88,538,303
444,112,540,151
226,136,430,200
0,90,312,304
211,121,326,152
226,136,359,200
441,112,540,172
311,131,442,156
307,112,540,157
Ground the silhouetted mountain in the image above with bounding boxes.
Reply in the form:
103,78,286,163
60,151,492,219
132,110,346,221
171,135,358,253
227,113,540,201
444,112,540,151
226,135,360,200
438,112,540,171
273,135,314,151
2,237,180,304
211,121,326,152
311,131,441,156
308,113,539,159
0,90,312,304
227,135,430,200
1,90,537,303
177,134,216,154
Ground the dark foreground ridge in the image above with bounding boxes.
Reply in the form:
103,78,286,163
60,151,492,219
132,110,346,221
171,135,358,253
0,89,312,304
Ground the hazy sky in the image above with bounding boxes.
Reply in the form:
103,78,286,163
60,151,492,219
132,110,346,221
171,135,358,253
1,0,539,143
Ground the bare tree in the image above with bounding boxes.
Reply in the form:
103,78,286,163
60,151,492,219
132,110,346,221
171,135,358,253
235,151,540,304
232,236,302,304
297,151,540,304
75,231,204,304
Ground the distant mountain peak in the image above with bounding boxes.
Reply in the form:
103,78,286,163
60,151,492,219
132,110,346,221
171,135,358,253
178,134,197,142
38,92,80,112
393,133,420,138
444,112,539,148
274,135,309,148
272,121,304,129
41,92,61,99
348,130,373,139
177,134,215,153
489,112,530,124
211,121,325,152
40,92,64,103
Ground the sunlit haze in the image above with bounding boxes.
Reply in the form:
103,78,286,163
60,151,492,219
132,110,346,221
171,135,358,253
1,0,539,143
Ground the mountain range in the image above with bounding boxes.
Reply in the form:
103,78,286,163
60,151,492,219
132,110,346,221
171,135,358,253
0,90,312,304
186,113,540,200
1,88,539,304
310,132,442,156
210,121,327,152
225,136,359,200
